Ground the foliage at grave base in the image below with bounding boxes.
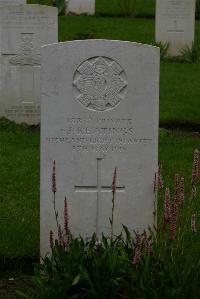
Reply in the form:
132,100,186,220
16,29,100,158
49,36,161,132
196,0,200,20
19,226,200,299
180,42,200,64
116,0,136,17
154,41,169,60
53,0,66,15
18,150,200,299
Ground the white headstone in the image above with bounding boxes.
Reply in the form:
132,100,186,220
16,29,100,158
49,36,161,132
0,5,58,125
40,40,159,256
155,0,196,56
65,0,95,15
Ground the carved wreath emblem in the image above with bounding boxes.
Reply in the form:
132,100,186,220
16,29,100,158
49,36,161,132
73,56,127,111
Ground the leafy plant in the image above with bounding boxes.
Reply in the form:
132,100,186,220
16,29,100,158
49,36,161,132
52,0,66,15
154,41,169,60
116,0,136,17
19,149,200,298
196,0,200,20
180,42,200,63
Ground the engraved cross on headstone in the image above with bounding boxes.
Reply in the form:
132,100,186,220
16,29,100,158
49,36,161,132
75,158,125,238
7,33,41,105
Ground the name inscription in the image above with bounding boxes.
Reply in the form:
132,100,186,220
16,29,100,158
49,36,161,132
46,117,152,153
161,0,192,20
1,12,56,27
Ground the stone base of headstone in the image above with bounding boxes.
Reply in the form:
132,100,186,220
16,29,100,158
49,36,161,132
65,0,95,15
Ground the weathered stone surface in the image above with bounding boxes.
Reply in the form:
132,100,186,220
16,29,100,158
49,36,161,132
0,0,25,4
65,0,95,15
0,5,58,124
155,0,196,56
40,40,159,256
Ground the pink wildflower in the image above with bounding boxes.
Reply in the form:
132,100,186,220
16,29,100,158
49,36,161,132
112,167,117,194
192,185,197,200
154,172,157,193
192,149,200,185
170,195,178,241
158,164,164,190
133,232,142,266
164,187,171,222
174,174,179,205
191,214,197,233
179,177,185,207
50,230,54,249
58,224,63,246
143,231,151,256
52,160,57,194
170,216,177,241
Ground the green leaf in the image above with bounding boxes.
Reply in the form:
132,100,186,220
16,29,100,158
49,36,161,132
15,290,29,298
72,274,81,286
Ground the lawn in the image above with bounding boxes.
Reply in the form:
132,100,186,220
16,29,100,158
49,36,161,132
96,0,155,17
0,120,39,258
1,0,200,270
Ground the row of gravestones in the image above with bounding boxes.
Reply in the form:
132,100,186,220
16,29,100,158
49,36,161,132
0,1,196,126
69,0,196,57
0,1,194,256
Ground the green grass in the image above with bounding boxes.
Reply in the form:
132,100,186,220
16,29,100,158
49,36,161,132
58,16,155,44
160,62,200,128
96,0,155,17
0,120,199,258
0,119,39,258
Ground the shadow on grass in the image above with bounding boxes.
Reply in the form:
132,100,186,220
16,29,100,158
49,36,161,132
0,257,39,277
0,117,40,133
161,122,200,133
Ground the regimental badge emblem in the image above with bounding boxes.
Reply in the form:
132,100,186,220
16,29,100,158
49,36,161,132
73,56,127,111
9,33,41,66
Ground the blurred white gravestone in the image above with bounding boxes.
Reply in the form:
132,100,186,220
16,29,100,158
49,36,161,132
65,0,95,15
0,5,58,125
40,40,159,256
155,0,196,56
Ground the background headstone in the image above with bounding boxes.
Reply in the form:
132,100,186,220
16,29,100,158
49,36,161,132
155,0,196,56
0,5,58,125
65,0,95,15
40,40,159,256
